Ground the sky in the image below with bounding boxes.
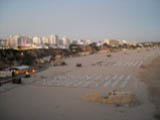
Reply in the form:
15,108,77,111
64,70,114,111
0,0,160,42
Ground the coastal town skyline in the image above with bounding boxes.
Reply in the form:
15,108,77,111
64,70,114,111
0,0,160,42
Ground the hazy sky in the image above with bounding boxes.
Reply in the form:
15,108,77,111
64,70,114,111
0,0,160,42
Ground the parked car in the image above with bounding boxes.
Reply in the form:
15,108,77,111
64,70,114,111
0,67,12,78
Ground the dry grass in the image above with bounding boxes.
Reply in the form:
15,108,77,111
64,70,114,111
81,92,104,103
81,91,137,106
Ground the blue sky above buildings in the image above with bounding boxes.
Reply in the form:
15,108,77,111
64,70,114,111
0,0,160,42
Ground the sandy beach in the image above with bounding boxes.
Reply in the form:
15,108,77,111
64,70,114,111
0,48,160,120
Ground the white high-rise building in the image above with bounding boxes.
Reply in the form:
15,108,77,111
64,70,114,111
41,37,49,44
61,36,71,48
48,35,53,45
54,34,59,45
0,39,8,48
62,37,67,45
17,36,32,48
48,34,58,45
8,35,19,48
32,36,41,45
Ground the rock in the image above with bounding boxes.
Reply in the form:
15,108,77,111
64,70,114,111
76,63,82,67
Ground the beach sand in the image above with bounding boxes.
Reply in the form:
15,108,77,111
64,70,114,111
0,48,160,120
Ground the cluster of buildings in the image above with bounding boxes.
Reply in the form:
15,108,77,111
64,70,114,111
5,34,71,49
0,34,139,50
0,34,94,50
